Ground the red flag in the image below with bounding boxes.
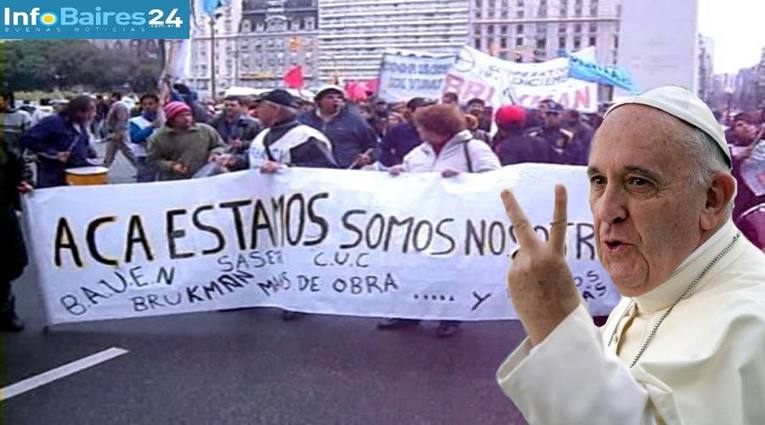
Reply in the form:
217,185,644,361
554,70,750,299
367,78,379,95
283,65,304,89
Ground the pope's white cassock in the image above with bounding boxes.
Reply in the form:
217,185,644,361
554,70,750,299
497,220,765,424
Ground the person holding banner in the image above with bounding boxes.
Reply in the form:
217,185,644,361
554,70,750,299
381,104,501,338
496,86,765,424
242,89,336,321
224,89,336,172
147,101,226,181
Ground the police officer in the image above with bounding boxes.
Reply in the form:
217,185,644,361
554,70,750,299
539,102,576,165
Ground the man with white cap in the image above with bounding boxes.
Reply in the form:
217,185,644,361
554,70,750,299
298,85,378,169
495,85,765,424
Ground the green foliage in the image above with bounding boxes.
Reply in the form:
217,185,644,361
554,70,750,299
0,40,163,93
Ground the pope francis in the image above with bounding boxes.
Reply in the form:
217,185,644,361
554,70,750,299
496,86,765,424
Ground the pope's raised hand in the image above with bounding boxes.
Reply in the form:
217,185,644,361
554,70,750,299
501,185,581,346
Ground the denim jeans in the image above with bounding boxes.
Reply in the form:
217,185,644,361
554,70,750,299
135,157,157,183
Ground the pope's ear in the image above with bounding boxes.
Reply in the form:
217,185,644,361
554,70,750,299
700,172,736,231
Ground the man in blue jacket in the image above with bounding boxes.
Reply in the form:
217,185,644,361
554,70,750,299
129,93,163,182
298,85,378,169
20,96,97,188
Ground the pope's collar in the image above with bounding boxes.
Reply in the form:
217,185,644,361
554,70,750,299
632,220,739,313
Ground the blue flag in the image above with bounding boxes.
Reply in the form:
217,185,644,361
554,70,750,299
200,0,230,16
566,54,640,94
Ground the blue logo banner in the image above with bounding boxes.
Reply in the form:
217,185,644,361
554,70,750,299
567,54,640,94
1,0,189,39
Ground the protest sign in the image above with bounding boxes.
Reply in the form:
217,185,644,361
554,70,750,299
443,46,598,112
378,49,457,102
23,165,620,325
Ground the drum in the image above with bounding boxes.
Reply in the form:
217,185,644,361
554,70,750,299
65,166,109,186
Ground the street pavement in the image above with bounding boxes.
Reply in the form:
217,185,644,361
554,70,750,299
1,146,530,425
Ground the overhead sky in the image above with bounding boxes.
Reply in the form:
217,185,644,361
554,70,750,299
698,0,765,74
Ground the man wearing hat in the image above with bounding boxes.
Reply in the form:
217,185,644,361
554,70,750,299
147,101,225,181
225,89,336,172
240,89,335,321
298,85,377,169
495,86,765,424
539,101,578,165
492,105,551,165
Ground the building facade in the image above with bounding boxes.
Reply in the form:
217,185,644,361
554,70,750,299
470,0,619,64
238,0,320,89
188,0,244,95
756,47,765,107
697,34,714,103
317,0,470,81
188,0,320,96
616,0,699,96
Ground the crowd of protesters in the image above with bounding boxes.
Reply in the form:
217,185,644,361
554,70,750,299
0,83,763,334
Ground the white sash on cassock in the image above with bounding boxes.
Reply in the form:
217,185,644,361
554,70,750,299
248,124,332,169
129,115,153,157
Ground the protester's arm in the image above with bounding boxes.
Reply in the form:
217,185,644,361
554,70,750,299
207,126,227,155
146,137,174,172
129,122,154,144
19,119,59,156
290,138,338,168
225,153,249,171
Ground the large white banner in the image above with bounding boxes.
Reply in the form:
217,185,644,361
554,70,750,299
442,46,598,112
377,49,457,103
23,165,621,325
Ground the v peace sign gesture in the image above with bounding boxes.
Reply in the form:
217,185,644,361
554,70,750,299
501,185,581,346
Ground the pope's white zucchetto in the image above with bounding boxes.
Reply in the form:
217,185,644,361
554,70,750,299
605,86,732,168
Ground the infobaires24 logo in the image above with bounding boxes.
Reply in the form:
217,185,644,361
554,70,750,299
2,5,188,37
3,7,184,27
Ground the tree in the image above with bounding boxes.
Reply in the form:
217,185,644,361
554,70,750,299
0,40,162,93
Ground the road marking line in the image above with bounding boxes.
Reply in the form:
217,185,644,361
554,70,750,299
1,347,129,401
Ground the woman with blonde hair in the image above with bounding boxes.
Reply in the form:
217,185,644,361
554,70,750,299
379,104,501,338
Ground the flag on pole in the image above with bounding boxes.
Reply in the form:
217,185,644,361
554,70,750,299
283,65,305,89
200,0,231,16
166,39,193,82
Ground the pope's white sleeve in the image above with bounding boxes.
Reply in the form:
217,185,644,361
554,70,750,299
496,304,657,425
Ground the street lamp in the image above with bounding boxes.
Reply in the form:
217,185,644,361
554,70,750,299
210,11,224,102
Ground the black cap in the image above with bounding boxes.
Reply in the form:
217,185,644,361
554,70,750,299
262,89,298,108
546,102,565,113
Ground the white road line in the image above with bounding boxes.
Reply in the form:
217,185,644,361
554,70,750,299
1,347,129,401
